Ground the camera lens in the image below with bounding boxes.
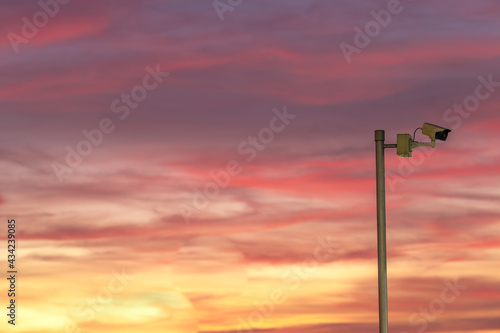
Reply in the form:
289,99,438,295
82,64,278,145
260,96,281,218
436,131,448,141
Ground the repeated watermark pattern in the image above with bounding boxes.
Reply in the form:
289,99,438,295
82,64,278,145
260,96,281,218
51,64,169,182
213,0,244,21
7,0,72,54
178,106,296,223
339,0,407,63
401,278,467,333
58,267,135,333
237,235,339,332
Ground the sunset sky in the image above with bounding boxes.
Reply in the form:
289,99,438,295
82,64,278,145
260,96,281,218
1,0,500,332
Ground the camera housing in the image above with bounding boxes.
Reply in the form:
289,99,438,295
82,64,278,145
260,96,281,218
422,123,451,141
396,123,452,157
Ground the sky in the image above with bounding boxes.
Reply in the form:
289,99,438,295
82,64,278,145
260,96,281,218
1,0,500,332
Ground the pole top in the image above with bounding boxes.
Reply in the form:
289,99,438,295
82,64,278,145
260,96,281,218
375,130,385,141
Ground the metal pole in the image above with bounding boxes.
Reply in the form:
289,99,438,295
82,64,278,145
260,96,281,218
375,130,388,333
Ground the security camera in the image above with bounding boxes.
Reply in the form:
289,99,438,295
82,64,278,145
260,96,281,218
395,122,452,157
422,123,451,141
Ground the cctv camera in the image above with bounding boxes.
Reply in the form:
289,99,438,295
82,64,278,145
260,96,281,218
422,123,451,141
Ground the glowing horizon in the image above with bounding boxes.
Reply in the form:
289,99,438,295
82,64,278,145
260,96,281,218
1,1,500,332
